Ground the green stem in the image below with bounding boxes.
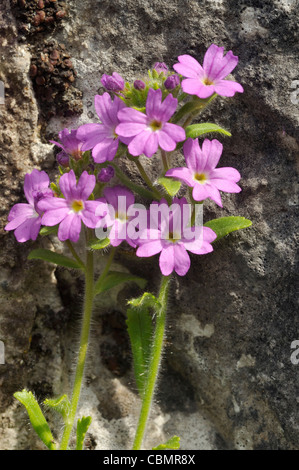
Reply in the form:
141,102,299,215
110,162,158,201
161,150,169,172
132,275,171,450
94,247,116,293
66,240,85,269
59,245,94,450
132,158,163,200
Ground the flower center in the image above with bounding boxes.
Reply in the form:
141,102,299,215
71,200,84,213
70,150,83,161
194,173,207,184
149,119,163,132
167,231,181,243
202,77,214,86
115,211,128,223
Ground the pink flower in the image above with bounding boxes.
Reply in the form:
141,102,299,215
173,44,244,99
101,72,125,92
166,138,241,207
136,198,217,276
5,169,53,242
115,88,186,158
50,128,84,166
76,93,127,164
38,170,108,243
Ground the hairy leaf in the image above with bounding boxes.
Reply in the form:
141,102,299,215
204,216,252,241
76,416,92,451
95,271,147,295
28,248,83,269
14,390,56,450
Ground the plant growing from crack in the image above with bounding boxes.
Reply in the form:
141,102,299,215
6,44,251,450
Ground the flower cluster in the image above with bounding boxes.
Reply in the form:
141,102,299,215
5,44,243,276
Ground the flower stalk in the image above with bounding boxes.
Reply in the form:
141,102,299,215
132,275,171,450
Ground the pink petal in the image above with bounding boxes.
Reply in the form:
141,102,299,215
212,50,239,81
94,93,115,127
7,203,35,223
24,170,50,206
128,130,150,156
214,79,244,97
115,122,146,137
146,88,162,120
92,138,119,163
77,124,109,150
182,79,215,98
183,138,204,171
174,55,204,78
202,139,223,170
192,183,209,202
41,207,69,226
210,179,241,193
117,107,148,124
173,244,190,276
136,239,163,257
75,171,96,200
14,217,41,243
165,167,194,186
157,93,178,122
157,130,176,152
58,213,81,242
59,170,77,200
203,44,225,80
163,123,186,143
159,245,175,276
37,197,68,212
144,132,159,158
205,183,223,207
210,167,241,182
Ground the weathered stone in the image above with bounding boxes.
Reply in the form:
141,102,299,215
0,0,298,450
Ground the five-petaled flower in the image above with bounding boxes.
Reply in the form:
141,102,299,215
173,44,244,99
115,88,185,158
5,169,53,242
166,138,241,207
136,198,217,276
77,93,128,164
38,170,108,243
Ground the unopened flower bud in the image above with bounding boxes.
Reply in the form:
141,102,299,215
98,166,115,183
164,74,180,90
134,79,145,90
56,151,69,168
153,62,168,74
101,72,125,92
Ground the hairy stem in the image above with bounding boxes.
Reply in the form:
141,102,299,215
132,275,171,450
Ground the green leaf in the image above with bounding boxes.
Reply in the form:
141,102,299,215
88,237,110,250
126,293,161,396
204,216,252,241
94,271,147,296
128,292,161,310
76,416,92,450
153,436,181,450
14,390,56,450
157,177,181,197
28,248,83,270
39,225,59,236
185,123,232,139
44,395,70,422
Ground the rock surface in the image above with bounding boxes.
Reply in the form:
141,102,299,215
0,0,298,450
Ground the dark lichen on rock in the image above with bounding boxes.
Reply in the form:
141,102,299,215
10,0,68,37
30,40,83,119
